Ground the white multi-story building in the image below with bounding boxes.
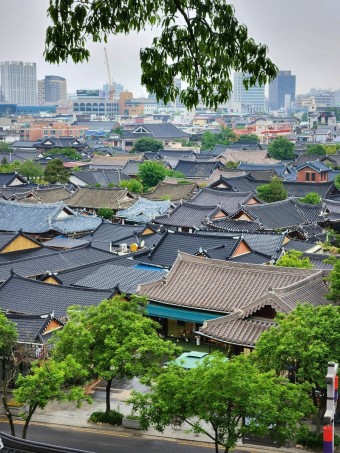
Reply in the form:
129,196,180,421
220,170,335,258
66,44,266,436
233,72,265,113
0,61,37,105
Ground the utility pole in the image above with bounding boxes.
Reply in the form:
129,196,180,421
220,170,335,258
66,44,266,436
323,362,338,453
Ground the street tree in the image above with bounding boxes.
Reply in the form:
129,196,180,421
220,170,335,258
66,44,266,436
132,138,163,153
13,358,88,439
44,159,70,184
275,250,313,269
51,295,180,414
257,176,288,203
267,137,295,161
299,192,321,205
131,353,313,453
137,161,167,190
254,304,340,429
44,1,277,109
0,312,18,436
326,258,340,303
0,142,11,152
201,127,237,151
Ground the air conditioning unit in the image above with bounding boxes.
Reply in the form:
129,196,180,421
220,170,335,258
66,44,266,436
119,243,128,254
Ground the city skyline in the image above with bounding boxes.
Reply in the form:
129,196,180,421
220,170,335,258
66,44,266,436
1,0,340,96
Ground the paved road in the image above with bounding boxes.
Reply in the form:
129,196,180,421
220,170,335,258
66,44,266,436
0,420,249,453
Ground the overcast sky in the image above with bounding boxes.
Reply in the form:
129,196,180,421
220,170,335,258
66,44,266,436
1,0,340,96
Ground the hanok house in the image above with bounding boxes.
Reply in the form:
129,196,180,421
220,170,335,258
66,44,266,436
65,187,135,217
143,181,197,203
153,201,229,233
0,172,27,187
137,252,328,351
296,160,331,183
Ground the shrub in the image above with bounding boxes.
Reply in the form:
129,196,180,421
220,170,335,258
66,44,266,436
296,425,340,451
177,180,192,184
89,409,123,425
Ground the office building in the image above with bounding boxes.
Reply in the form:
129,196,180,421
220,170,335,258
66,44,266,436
233,72,265,113
0,61,37,105
268,70,296,111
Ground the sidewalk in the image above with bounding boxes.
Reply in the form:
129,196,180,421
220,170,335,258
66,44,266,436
24,386,313,453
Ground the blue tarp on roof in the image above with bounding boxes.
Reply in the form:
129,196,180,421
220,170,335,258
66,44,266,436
147,302,222,323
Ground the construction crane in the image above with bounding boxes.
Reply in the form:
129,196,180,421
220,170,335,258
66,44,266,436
104,47,115,101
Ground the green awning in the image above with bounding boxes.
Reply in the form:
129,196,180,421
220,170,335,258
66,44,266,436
147,302,222,323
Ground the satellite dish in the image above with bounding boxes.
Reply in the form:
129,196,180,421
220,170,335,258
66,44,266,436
140,240,145,248
130,243,138,252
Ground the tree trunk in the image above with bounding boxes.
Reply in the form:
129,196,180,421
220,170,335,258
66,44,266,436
2,394,15,437
105,378,112,413
22,405,37,439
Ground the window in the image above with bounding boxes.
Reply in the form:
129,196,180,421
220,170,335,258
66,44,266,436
177,320,186,327
306,172,310,181
311,172,316,181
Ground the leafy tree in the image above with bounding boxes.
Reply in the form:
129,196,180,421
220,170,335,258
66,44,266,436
326,258,340,303
44,147,82,161
131,353,313,453
137,161,167,189
44,159,70,184
0,142,11,152
306,144,326,156
254,304,340,430
334,174,340,190
120,179,144,194
323,144,339,155
275,250,313,269
165,169,184,178
44,1,277,109
51,296,180,414
0,160,21,173
97,208,114,219
201,127,237,151
238,133,259,143
13,358,88,439
18,161,44,180
257,176,288,203
299,192,321,205
267,137,295,161
1,156,8,166
132,138,163,153
301,111,308,122
112,126,123,136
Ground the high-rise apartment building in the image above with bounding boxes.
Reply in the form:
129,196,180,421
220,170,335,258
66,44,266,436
268,70,296,111
38,75,67,105
0,61,37,105
233,72,265,113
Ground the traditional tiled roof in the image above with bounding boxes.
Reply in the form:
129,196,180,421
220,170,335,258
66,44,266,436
136,231,242,268
21,186,73,204
82,221,145,244
138,252,322,313
173,160,221,178
154,202,227,228
302,253,336,270
290,223,327,242
66,187,134,210
143,182,197,202
122,160,142,176
237,198,324,229
70,169,130,187
293,154,323,167
90,154,144,168
283,239,320,253
0,273,113,318
190,188,259,215
6,312,61,343
324,198,340,221
197,230,285,259
0,200,74,233
238,162,287,176
248,169,276,180
57,255,137,285
75,263,167,293
116,198,172,223
296,160,331,173
204,217,261,232
43,237,90,249
0,245,115,282
0,172,27,186
282,181,335,198
123,123,189,139
221,150,279,165
52,214,102,234
35,136,88,149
